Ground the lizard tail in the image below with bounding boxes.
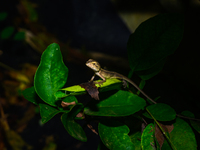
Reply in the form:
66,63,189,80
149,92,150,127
124,78,157,104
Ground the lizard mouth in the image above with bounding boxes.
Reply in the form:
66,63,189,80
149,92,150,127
85,60,91,67
85,62,92,69
86,62,95,70
85,62,90,67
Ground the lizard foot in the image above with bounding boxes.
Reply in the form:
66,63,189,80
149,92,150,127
93,81,105,87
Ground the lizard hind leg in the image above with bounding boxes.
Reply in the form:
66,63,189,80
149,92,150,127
122,80,128,88
93,80,105,87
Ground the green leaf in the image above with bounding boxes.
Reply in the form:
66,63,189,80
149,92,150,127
99,120,134,150
1,26,14,39
145,103,176,121
39,103,64,124
129,132,142,150
167,118,197,149
62,96,78,103
181,110,195,118
136,58,166,80
34,43,68,106
61,104,87,142
190,120,200,134
0,12,7,21
141,123,155,150
97,140,109,150
181,111,200,134
14,31,25,40
127,13,184,72
22,86,40,105
56,79,122,98
84,90,146,116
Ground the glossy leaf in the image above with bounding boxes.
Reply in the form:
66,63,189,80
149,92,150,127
127,13,184,72
1,26,14,39
98,120,134,150
34,43,68,106
145,103,176,121
84,90,146,116
61,104,86,142
141,123,155,150
0,12,7,21
39,103,64,124
22,86,40,105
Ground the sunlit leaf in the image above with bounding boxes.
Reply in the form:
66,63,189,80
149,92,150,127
55,79,122,98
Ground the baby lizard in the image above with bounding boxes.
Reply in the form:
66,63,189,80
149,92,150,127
86,59,156,104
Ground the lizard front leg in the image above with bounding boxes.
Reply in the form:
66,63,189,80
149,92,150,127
93,72,106,86
89,73,105,86
89,74,96,82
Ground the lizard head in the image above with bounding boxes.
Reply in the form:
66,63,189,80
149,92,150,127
86,59,101,72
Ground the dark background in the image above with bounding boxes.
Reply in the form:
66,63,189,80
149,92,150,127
0,0,200,149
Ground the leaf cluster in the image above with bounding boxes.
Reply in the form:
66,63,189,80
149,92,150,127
23,13,200,150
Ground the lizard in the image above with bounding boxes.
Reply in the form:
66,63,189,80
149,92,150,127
86,59,200,121
86,59,156,104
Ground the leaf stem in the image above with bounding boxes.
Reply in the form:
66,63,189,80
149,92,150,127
146,108,177,150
